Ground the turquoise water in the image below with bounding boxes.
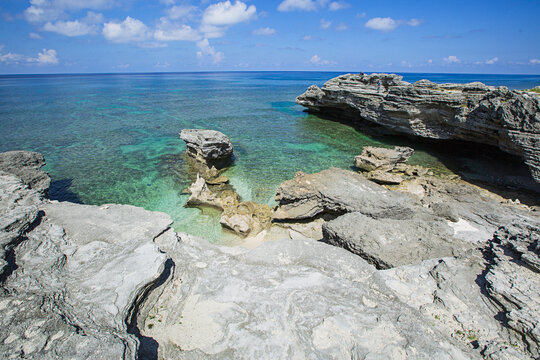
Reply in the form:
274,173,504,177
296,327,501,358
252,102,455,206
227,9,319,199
1,72,539,242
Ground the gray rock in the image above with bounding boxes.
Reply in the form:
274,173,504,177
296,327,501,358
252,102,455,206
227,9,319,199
296,73,540,183
180,129,234,169
135,233,479,359
366,169,404,184
1,199,171,359
322,212,470,269
273,168,416,221
0,151,50,195
485,222,540,358
354,146,414,172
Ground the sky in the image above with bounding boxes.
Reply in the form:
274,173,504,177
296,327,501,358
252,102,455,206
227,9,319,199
0,0,539,74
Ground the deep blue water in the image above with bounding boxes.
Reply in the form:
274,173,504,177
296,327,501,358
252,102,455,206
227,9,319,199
1,71,539,242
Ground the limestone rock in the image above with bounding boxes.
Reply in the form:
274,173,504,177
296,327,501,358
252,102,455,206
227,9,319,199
366,169,404,184
186,174,239,210
297,73,540,182
354,146,414,172
273,167,415,221
322,211,469,269
0,151,50,195
220,201,272,237
485,222,540,357
180,129,234,169
136,233,479,359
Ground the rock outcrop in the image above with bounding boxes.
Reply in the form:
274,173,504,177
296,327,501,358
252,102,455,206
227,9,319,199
354,146,414,172
297,73,540,182
136,232,479,359
180,129,234,169
0,151,171,359
0,151,50,195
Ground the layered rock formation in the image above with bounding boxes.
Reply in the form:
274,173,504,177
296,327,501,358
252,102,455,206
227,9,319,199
296,73,540,182
179,129,234,169
2,150,539,359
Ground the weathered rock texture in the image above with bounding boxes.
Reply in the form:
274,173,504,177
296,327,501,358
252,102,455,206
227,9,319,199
0,151,50,195
354,146,414,172
180,129,234,169
137,232,478,359
0,151,171,359
297,73,540,182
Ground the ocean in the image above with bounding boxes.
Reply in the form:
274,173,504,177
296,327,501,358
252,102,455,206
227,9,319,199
1,71,539,242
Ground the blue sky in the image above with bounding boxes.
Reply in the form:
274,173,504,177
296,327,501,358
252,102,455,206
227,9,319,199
0,0,539,74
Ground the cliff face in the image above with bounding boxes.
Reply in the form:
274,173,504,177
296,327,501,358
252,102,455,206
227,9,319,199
296,73,540,183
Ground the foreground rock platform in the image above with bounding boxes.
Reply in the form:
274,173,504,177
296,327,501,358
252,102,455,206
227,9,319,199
2,150,539,359
297,73,540,183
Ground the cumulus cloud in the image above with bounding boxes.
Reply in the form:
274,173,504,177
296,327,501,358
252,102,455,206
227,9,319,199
530,59,540,64
320,19,332,29
252,27,276,35
202,1,256,26
166,5,197,20
36,48,59,64
278,0,318,11
328,1,349,11
365,17,397,31
103,16,150,43
154,17,201,41
0,46,58,65
43,13,103,37
365,17,423,32
24,0,112,23
309,54,334,65
29,32,43,39
485,57,498,65
196,38,224,63
443,55,460,64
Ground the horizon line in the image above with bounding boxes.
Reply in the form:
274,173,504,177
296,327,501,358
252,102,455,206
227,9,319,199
1,70,540,77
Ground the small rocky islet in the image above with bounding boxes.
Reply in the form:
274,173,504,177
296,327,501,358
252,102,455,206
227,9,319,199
1,74,539,359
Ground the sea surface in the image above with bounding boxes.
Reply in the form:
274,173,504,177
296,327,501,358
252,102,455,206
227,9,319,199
1,71,539,242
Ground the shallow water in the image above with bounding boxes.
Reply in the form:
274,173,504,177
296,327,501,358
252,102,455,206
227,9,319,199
1,72,539,242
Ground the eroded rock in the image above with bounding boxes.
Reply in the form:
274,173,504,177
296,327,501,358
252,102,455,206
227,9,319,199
297,73,540,183
180,129,234,169
354,146,414,172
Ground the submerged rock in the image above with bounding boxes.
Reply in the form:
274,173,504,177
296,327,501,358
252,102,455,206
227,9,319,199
180,129,234,169
297,73,540,183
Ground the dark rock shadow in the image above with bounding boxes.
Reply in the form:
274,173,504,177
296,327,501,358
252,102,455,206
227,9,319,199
49,179,83,203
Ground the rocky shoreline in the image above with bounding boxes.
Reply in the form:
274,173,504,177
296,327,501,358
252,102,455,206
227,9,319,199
1,75,539,359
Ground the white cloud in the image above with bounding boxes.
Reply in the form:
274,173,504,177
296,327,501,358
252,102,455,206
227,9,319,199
202,1,256,26
196,38,224,63
365,17,397,31
427,59,433,64
365,17,423,32
0,52,25,63
252,27,276,35
529,59,540,65
407,18,422,26
335,22,348,31
200,24,226,38
42,11,103,36
36,48,59,64
160,0,175,5
278,0,329,11
155,61,170,68
29,32,43,39
0,47,58,65
320,18,332,29
443,55,460,64
24,0,111,22
356,12,366,18
166,5,197,20
138,42,168,48
103,16,150,43
328,1,349,11
485,57,498,65
154,18,201,41
309,54,334,65
302,35,312,40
